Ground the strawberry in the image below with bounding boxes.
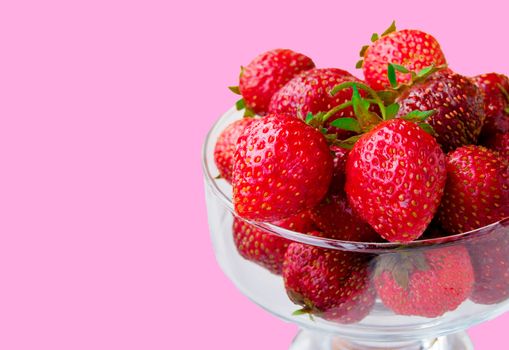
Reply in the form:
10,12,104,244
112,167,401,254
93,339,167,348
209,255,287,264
469,231,509,305
345,118,446,242
358,22,447,91
419,218,449,240
233,113,333,221
437,145,509,234
311,147,381,242
471,73,509,141
232,211,314,275
374,245,474,318
310,193,381,242
233,49,315,115
396,70,485,152
484,132,509,161
283,236,375,323
329,146,349,194
268,68,363,138
214,118,256,183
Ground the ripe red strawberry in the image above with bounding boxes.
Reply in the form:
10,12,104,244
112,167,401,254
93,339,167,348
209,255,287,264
232,211,314,275
471,73,509,141
345,119,446,242
359,24,447,90
268,68,363,138
438,145,509,234
469,231,509,305
374,245,474,318
283,237,375,323
236,49,315,115
396,70,485,152
310,193,381,242
214,118,256,183
233,113,333,221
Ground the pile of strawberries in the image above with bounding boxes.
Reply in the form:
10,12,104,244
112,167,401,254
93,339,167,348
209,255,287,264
213,23,509,322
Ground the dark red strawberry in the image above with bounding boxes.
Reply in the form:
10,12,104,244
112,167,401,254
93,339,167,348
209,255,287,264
471,73,509,141
419,218,449,240
310,193,381,242
233,113,333,221
396,70,485,152
438,145,509,234
374,245,474,318
232,211,314,275
214,118,256,183
311,145,381,242
484,132,509,161
329,146,349,194
469,231,509,305
345,118,446,242
235,49,315,115
268,68,364,138
283,237,375,323
358,23,447,91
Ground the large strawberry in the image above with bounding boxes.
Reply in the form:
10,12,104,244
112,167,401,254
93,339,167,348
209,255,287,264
345,118,446,242
232,49,315,115
268,68,363,138
469,230,509,305
438,145,509,234
358,22,447,91
396,70,485,152
374,245,474,318
283,236,375,323
232,211,314,275
214,118,256,183
233,113,333,221
471,73,509,141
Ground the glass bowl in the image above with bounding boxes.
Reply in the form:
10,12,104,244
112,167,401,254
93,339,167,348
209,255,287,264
202,107,509,350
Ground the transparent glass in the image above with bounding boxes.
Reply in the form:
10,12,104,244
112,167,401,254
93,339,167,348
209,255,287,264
202,107,509,350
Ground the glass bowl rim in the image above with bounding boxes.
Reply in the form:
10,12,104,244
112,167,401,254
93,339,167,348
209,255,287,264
202,106,509,252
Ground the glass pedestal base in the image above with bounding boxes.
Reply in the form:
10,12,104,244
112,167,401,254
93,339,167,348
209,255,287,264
290,330,474,350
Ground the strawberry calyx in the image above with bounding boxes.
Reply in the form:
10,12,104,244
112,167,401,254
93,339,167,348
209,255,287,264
304,63,437,149
230,66,256,117
228,86,241,95
233,97,256,117
386,62,448,92
356,21,397,69
288,290,317,320
374,252,429,290
326,82,435,148
370,63,448,105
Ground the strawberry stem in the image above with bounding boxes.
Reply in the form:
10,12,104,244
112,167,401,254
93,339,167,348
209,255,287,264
321,101,353,122
330,81,388,119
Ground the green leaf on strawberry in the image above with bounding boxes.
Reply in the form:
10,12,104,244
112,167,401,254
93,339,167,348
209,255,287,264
380,20,397,37
229,86,241,94
402,110,435,122
235,98,245,110
330,118,361,133
385,103,400,119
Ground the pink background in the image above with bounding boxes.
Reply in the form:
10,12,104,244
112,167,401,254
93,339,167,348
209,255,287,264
0,0,507,349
